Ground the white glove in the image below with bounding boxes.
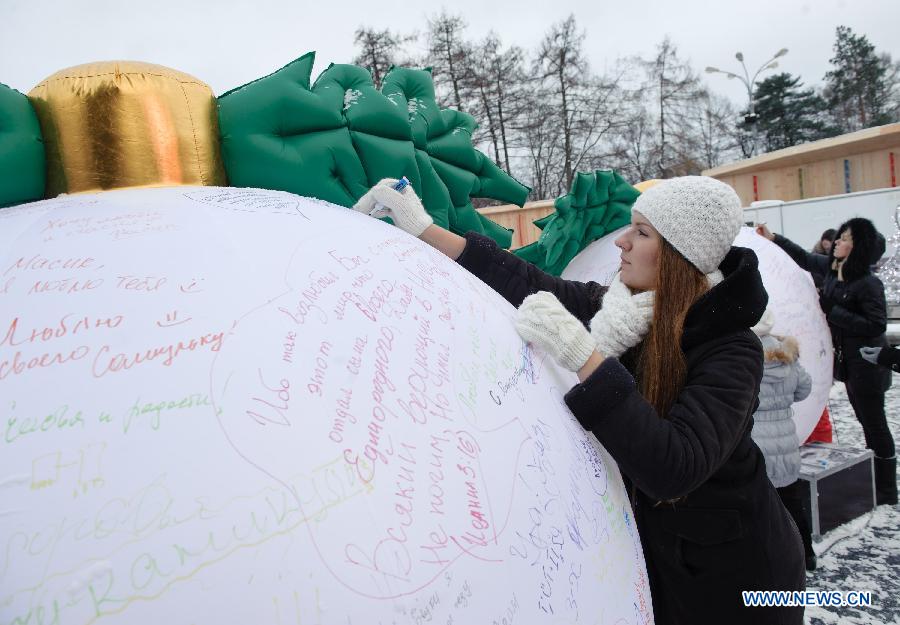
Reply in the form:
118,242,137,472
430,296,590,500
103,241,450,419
352,178,433,237
515,291,596,372
860,346,882,365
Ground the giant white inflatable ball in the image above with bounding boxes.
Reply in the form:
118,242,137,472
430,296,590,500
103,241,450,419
561,230,624,286
561,226,832,442
0,187,653,625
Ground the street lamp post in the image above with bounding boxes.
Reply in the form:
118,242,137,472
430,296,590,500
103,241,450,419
706,48,789,156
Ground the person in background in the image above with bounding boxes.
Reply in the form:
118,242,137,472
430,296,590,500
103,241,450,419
799,225,883,444
357,176,805,624
860,345,900,484
812,228,836,255
804,228,838,445
757,219,897,506
750,309,816,570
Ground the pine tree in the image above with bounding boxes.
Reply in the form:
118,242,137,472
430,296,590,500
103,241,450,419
824,26,897,131
751,73,838,151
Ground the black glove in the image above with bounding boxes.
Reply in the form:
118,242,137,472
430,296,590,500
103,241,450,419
818,293,835,315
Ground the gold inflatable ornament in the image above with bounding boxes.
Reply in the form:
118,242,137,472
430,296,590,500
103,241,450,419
28,61,227,197
633,179,663,193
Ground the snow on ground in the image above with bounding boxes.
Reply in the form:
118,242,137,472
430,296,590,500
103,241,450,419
806,378,900,625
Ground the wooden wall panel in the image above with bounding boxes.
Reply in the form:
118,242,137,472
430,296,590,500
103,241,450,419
729,174,756,206
485,140,900,247
705,124,900,204
478,201,556,250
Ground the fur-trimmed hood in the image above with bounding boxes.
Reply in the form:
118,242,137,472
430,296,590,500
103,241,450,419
829,217,883,282
752,308,799,364
761,334,799,364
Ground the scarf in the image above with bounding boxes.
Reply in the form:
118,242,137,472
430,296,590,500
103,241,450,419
590,270,723,358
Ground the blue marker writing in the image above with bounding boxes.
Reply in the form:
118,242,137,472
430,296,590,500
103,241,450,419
369,177,410,217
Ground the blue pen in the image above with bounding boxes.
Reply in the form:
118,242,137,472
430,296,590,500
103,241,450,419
369,177,410,216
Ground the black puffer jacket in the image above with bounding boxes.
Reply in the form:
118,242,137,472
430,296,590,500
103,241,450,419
773,222,891,392
456,232,804,625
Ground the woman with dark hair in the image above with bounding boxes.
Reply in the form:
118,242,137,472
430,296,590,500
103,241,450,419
757,218,897,505
812,228,836,255
356,176,805,624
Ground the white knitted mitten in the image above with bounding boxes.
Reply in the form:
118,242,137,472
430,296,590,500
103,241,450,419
352,178,434,237
515,291,596,372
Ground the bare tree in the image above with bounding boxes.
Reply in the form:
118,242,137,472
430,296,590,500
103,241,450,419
518,94,563,200
610,103,657,183
636,38,707,177
691,92,741,170
884,55,900,123
607,46,738,181
353,27,418,87
466,33,528,174
530,15,628,194
425,11,470,111
535,15,585,188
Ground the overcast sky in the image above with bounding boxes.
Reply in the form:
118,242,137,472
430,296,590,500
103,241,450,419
2,0,898,111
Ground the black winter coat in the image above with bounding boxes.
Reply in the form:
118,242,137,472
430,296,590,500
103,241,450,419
456,232,805,625
773,234,891,392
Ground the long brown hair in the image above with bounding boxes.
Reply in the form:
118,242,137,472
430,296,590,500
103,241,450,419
637,238,710,417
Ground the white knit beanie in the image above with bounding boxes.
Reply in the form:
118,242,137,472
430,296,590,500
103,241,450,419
750,308,775,337
632,176,743,274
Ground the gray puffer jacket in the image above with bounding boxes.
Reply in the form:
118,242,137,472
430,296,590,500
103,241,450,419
751,334,812,487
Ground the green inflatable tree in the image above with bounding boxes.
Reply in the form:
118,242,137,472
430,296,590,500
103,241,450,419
0,83,44,207
218,53,529,247
514,170,639,275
